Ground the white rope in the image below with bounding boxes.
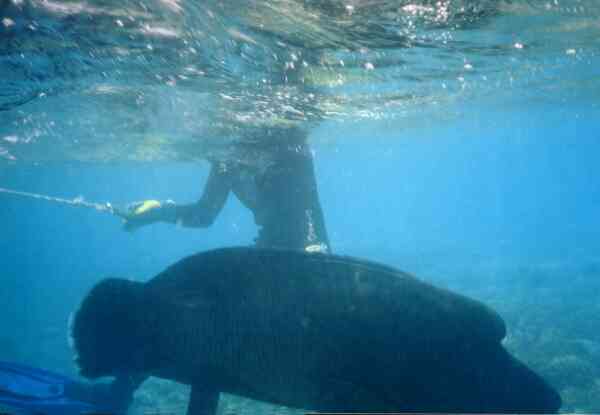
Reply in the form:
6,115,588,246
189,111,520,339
0,187,124,216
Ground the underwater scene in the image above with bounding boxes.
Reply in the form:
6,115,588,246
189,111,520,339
1,0,599,414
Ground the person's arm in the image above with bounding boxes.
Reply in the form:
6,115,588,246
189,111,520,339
121,162,233,231
173,161,232,227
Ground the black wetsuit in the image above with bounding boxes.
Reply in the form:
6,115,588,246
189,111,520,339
172,129,330,252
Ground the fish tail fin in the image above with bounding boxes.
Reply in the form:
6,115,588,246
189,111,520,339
71,278,147,379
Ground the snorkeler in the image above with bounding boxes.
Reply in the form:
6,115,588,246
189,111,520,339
121,126,331,253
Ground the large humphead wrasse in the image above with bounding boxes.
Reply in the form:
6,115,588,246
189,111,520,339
71,247,561,414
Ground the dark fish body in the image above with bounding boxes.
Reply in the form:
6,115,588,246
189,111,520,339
72,247,561,414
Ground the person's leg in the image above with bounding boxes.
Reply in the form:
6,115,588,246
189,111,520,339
254,129,330,252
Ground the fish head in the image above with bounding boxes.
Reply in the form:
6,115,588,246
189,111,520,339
70,278,148,379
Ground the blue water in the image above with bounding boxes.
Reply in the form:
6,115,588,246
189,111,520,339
1,0,600,413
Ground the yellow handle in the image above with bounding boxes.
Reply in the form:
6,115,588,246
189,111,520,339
133,200,161,215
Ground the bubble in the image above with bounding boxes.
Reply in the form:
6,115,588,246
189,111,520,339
2,18,15,28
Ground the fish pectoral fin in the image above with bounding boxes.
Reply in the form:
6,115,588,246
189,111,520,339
186,384,220,415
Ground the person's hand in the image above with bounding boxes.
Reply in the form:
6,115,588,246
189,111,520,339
121,200,176,232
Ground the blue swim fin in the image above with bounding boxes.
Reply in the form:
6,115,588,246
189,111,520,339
0,361,112,415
